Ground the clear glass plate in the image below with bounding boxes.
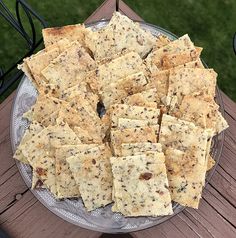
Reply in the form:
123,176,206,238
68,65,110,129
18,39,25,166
10,21,225,233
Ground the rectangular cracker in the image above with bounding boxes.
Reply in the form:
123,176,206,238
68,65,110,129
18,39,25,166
20,123,80,196
43,24,89,48
117,118,151,129
41,41,96,91
121,142,162,156
159,114,208,166
13,121,44,164
110,104,160,128
167,68,217,111
110,125,159,156
21,47,61,87
23,94,66,123
85,25,117,61
95,52,145,90
110,152,173,216
66,144,113,211
161,48,202,70
123,88,158,108
145,34,196,73
108,12,156,58
165,148,207,208
177,95,228,135
101,72,148,109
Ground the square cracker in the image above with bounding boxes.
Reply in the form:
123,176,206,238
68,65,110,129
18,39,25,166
165,148,207,208
145,34,196,73
23,94,67,123
161,47,202,70
108,12,156,58
167,67,217,110
117,118,151,129
121,142,162,156
42,24,89,48
110,104,160,128
123,88,158,108
177,95,228,135
95,52,146,90
110,152,173,216
21,123,80,196
85,25,117,61
13,121,44,164
41,41,96,91
21,47,60,87
101,72,148,109
110,125,159,156
66,144,113,211
145,59,205,106
159,114,209,167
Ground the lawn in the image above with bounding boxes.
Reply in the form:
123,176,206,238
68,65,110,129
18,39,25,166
0,0,236,101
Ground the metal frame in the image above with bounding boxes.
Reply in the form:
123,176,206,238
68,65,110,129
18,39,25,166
0,0,47,97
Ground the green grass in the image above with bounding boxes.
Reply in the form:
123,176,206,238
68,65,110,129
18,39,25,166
0,0,236,101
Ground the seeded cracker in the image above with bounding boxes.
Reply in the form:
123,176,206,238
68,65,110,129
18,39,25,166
41,41,96,91
145,34,196,73
66,144,113,211
20,123,80,196
123,88,158,108
165,148,207,208
111,125,159,156
167,68,217,111
108,12,156,58
117,118,151,129
101,72,148,109
110,104,160,128
14,121,44,164
110,152,173,216
43,24,89,48
121,142,162,156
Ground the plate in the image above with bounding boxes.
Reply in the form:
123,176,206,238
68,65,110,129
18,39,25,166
10,21,225,233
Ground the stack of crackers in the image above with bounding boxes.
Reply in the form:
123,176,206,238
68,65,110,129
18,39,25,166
14,12,228,216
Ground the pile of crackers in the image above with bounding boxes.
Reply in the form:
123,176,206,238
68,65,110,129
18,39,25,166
14,12,228,216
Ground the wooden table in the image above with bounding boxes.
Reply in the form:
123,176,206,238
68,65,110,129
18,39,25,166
0,1,236,237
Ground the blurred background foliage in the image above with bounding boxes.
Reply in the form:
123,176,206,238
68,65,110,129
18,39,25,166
0,0,235,101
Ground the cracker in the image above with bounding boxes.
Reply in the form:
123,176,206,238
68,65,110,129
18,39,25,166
101,72,148,109
108,12,156,58
167,68,217,110
110,104,160,128
13,121,44,164
22,47,60,87
117,118,151,129
85,25,117,61
153,35,171,50
41,41,96,91
33,156,58,196
110,152,173,216
23,94,66,123
123,88,158,108
159,114,208,164
145,34,196,73
165,148,207,208
95,52,145,90
43,24,89,48
121,142,162,156
110,125,159,156
176,95,228,134
66,144,113,211
161,48,202,70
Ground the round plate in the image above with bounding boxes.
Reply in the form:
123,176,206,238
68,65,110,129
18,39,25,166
10,21,225,233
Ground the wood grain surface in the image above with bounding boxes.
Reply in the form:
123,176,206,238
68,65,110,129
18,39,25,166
0,1,235,237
